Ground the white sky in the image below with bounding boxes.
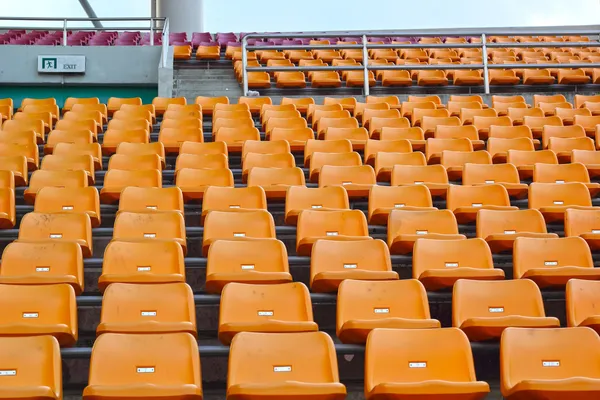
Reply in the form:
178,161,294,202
1,0,599,31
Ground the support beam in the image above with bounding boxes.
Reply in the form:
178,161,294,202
78,0,103,29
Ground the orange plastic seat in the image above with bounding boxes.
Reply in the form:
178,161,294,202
175,153,228,174
309,151,361,183
33,186,100,227
45,129,95,155
284,186,349,225
471,116,511,141
97,282,195,336
0,336,62,400
565,208,600,250
367,117,410,139
572,150,600,179
447,184,517,224
557,68,591,84
202,210,275,257
270,127,314,151
507,107,544,125
566,279,600,332
453,279,559,341
201,186,267,222
242,140,290,159
507,149,558,179
227,331,346,400
0,284,77,346
364,139,412,168
242,153,295,183
18,212,92,257
379,127,426,151
102,129,149,156
158,128,203,153
214,127,260,152
528,182,594,223
390,164,449,198
426,137,472,165
489,69,520,85
118,186,183,215
412,108,450,127
296,209,371,256
99,240,185,292
40,154,95,184
337,279,439,344
0,142,39,171
365,328,490,400
106,97,142,116
113,211,187,255
434,125,484,149
556,107,592,125
83,332,202,400
416,70,449,86
151,96,186,116
24,169,88,205
523,116,563,139
574,115,600,136
107,154,162,172
487,137,535,164
304,139,352,168
462,163,528,199
195,96,229,116
100,169,161,204
500,327,600,399
175,168,233,202
218,282,317,344
0,156,27,186
387,209,466,255
514,236,600,288
238,97,272,115
247,167,305,199
206,238,291,293
0,188,15,229
281,97,315,114
310,239,398,292
460,108,497,125
318,165,375,198
453,70,485,86
413,238,504,290
441,150,492,181
368,185,436,225
534,162,600,196
523,68,556,85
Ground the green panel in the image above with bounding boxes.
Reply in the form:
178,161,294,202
0,85,158,108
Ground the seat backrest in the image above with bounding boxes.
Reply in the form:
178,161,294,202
337,279,432,335
368,185,433,217
102,240,184,277
566,279,600,327
462,163,521,185
447,184,511,210
243,153,295,173
441,150,492,168
390,164,447,185
542,125,586,148
488,125,533,139
297,209,369,240
119,187,183,213
34,186,99,216
203,210,276,242
109,154,161,171
113,211,185,242
460,108,497,124
365,328,478,391
523,115,563,130
487,138,535,158
304,139,353,166
87,332,201,388
426,138,473,160
506,149,558,166
533,94,567,107
203,186,267,213
242,140,290,158
319,165,376,187
548,137,595,153
18,212,91,246
175,153,228,171
500,327,600,393
572,149,600,165
103,169,162,189
413,238,494,277
565,208,600,238
228,331,341,386
285,186,349,218
248,167,305,188
434,125,479,140
412,108,450,126
528,182,592,209
514,236,593,278
0,336,61,396
472,116,512,131
533,162,592,184
476,209,548,239
310,151,362,171
453,279,547,327
507,107,543,122
388,209,459,244
207,238,288,276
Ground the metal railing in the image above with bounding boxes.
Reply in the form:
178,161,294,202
241,29,600,95
161,18,170,68
0,17,166,46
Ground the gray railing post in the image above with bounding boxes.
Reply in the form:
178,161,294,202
242,36,249,96
150,19,154,46
63,19,67,46
482,33,490,94
362,35,370,96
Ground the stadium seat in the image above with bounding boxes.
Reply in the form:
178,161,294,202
367,117,410,139
152,96,186,116
106,96,142,116
453,70,485,86
365,328,490,399
434,125,484,149
304,139,352,167
180,141,227,158
337,279,440,344
390,164,448,197
447,184,516,223
18,212,92,257
557,68,591,84
556,107,592,125
462,163,528,198
528,182,594,223
24,169,88,205
412,108,450,127
413,238,504,290
247,167,305,199
507,107,544,125
522,68,555,85
460,108,497,125
175,168,233,202
175,153,228,174
514,236,600,287
201,186,267,222
533,163,600,196
40,154,95,184
0,336,62,400
489,69,520,85
270,127,314,151
318,165,375,198
158,128,203,153
3,119,45,143
368,185,436,225
565,208,600,251
426,137,473,165
309,151,361,183
453,279,560,341
102,129,149,155
239,96,272,115
118,187,183,214
202,210,276,256
387,209,466,254
0,143,39,171
195,96,229,116
45,129,95,155
281,97,315,114
297,209,371,256
100,169,161,204
214,127,260,152
0,156,27,186
566,279,600,335
108,154,162,172
400,101,437,120
284,186,349,225
441,150,492,181
574,115,600,137
363,139,412,169
97,282,195,336
507,149,558,179
115,142,165,166
0,283,77,346
472,116,512,140
242,140,290,158
500,327,600,399
523,116,563,139
380,127,426,151
63,97,100,113
83,332,203,400
99,240,185,292
107,118,150,132
0,188,15,229
487,137,535,164
218,282,317,344
242,153,295,183
113,211,187,254
227,331,346,400
34,186,100,227
205,238,291,293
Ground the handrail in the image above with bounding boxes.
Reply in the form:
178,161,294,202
241,29,600,95
0,17,166,46
161,18,170,68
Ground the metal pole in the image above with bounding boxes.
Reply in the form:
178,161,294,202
150,18,154,46
77,0,103,28
242,36,249,96
63,19,67,47
362,35,370,96
481,33,490,95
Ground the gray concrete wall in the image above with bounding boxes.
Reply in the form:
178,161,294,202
0,45,161,85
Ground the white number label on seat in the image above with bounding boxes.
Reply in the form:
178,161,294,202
137,367,155,373
543,361,560,367
409,362,427,368
274,366,291,372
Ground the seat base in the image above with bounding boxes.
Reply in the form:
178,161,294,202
419,268,505,291
205,272,293,294
296,236,373,257
369,206,438,226
459,316,560,341
339,318,441,344
485,232,559,253
539,206,596,224
520,266,600,288
311,270,399,293
83,383,203,400
453,206,518,224
390,233,466,255
505,377,600,400
227,382,347,400
98,274,185,293
218,320,319,345
96,321,197,337
368,380,489,400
